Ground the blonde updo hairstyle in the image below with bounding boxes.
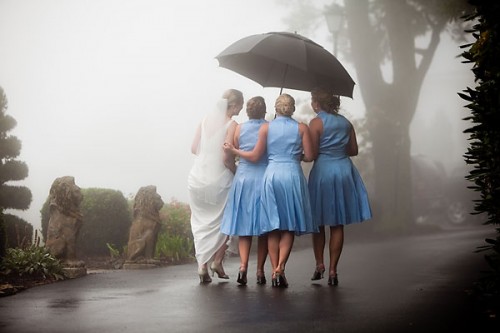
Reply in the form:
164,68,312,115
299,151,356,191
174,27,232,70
222,89,244,109
246,96,266,119
274,93,295,116
311,87,340,114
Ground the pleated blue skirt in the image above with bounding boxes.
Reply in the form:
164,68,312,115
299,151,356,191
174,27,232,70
221,162,266,236
260,160,317,235
308,155,372,227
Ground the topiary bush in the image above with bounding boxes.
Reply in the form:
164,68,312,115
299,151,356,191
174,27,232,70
77,188,132,257
3,214,33,249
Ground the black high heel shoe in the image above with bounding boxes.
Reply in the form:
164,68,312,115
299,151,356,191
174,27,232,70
271,274,278,287
311,265,325,281
256,271,267,285
328,274,339,286
272,272,288,288
237,270,247,285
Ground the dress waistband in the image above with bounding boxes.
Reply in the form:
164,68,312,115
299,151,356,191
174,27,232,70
269,156,301,163
317,152,348,160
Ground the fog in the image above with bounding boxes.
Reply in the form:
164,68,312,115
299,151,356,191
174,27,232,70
0,0,474,231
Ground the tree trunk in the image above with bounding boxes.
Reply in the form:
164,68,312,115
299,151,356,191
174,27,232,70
344,0,440,233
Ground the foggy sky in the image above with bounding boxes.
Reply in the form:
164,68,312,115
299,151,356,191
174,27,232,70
0,0,474,231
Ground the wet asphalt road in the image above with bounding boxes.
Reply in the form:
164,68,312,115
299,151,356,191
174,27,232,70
0,226,497,333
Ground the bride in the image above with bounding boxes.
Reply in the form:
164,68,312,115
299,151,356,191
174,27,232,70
187,89,244,283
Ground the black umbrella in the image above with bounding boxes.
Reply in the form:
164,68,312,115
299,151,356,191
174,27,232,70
216,31,355,97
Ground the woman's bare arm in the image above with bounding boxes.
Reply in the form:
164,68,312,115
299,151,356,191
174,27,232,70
308,117,323,161
299,123,314,162
346,123,359,156
223,121,238,173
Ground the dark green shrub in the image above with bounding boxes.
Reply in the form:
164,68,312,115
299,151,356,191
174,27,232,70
0,245,65,280
3,214,33,249
460,0,500,316
41,188,132,257
156,200,194,262
461,2,500,226
77,188,132,257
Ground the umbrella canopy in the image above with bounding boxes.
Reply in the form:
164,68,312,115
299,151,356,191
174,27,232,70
216,31,355,97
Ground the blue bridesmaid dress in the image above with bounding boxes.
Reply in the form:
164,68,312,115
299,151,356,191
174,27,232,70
260,116,317,235
308,111,372,227
221,119,268,236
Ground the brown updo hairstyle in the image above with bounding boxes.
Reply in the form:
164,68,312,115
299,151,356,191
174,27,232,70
246,96,266,119
222,89,244,108
311,87,340,114
274,93,295,116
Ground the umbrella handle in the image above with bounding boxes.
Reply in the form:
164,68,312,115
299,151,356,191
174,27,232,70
280,65,289,95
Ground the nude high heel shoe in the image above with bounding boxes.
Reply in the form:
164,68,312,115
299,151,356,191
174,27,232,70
198,267,212,283
210,262,229,279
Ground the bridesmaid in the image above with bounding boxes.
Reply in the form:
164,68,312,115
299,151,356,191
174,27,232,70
308,86,372,286
224,93,317,288
221,96,269,286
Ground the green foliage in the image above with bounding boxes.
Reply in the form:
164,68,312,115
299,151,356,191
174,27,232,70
0,245,65,281
3,214,33,249
0,160,29,183
156,200,194,262
0,185,32,210
460,0,500,313
41,187,132,257
106,242,121,259
0,86,32,213
78,188,132,257
461,1,500,226
155,233,194,263
159,200,192,238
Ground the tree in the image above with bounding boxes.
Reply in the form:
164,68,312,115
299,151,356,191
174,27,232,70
0,86,32,251
280,0,471,232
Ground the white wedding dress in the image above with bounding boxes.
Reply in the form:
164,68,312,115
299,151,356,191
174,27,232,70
188,100,234,267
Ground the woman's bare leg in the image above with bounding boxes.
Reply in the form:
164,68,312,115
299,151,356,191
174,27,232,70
328,226,344,276
238,236,252,271
312,226,326,270
256,234,268,274
277,231,294,273
267,230,280,273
